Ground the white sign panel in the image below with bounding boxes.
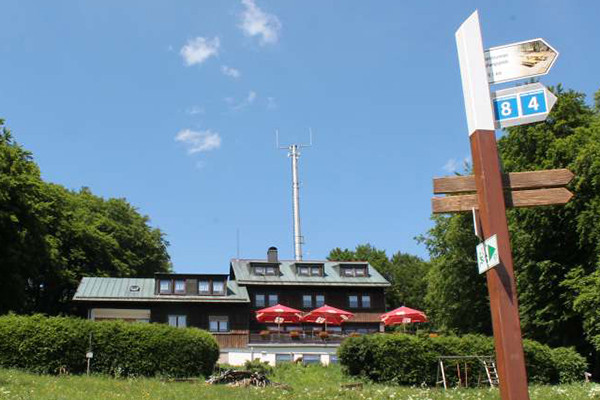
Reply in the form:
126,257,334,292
491,83,558,129
485,39,558,84
455,11,495,136
477,234,500,274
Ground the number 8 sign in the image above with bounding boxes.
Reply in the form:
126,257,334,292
490,83,556,129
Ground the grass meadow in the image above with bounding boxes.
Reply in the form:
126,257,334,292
0,364,598,400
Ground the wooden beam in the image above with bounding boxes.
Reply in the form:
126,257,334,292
432,188,574,213
433,169,574,194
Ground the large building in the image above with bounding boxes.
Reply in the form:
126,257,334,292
73,247,390,365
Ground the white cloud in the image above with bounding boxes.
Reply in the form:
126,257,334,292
175,129,222,154
180,37,220,66
443,158,461,173
443,156,471,173
228,90,257,111
239,0,281,45
221,65,241,79
185,105,205,115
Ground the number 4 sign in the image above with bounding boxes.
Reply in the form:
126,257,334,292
491,82,558,129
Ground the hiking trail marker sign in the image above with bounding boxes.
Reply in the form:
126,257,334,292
477,234,500,274
492,83,558,129
432,10,570,400
485,38,558,84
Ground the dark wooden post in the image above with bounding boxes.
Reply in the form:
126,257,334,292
470,129,529,400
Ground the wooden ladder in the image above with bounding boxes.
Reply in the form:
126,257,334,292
482,358,499,387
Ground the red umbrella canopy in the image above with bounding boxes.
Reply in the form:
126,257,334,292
380,306,428,326
255,304,303,324
301,304,354,326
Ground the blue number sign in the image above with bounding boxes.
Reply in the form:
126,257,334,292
493,90,547,122
520,91,547,116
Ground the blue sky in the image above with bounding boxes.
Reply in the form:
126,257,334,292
1,1,599,273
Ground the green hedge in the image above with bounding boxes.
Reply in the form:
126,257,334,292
338,333,586,386
0,314,219,377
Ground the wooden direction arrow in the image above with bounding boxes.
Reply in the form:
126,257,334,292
432,187,573,213
433,169,574,194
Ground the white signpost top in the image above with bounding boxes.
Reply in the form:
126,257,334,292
455,11,495,136
485,39,559,85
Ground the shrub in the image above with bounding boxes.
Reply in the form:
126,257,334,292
244,359,273,375
338,333,586,386
550,346,588,383
0,314,219,377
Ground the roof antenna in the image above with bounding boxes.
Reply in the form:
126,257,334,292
276,128,313,261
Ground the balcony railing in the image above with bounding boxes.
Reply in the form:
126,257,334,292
249,332,355,344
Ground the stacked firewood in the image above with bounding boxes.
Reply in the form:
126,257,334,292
206,369,271,387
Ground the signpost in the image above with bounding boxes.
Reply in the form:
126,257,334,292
434,10,571,400
492,83,558,129
485,39,558,84
477,234,500,274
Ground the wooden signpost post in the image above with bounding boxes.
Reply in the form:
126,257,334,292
434,11,572,400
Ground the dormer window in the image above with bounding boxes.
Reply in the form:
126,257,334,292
265,266,276,276
252,263,278,276
159,279,171,293
199,280,210,294
198,279,226,295
340,264,368,277
174,280,186,294
297,264,324,277
212,280,225,294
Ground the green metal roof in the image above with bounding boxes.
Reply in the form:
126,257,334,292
230,259,391,287
73,277,249,303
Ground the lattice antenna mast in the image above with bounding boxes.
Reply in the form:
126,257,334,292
276,129,313,261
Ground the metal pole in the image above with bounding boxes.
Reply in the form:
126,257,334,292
290,144,303,261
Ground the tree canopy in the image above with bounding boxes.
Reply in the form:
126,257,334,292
0,120,171,315
421,85,600,371
328,244,430,310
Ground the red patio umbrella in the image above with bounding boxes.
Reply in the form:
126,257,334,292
301,304,354,331
380,306,428,326
255,304,303,333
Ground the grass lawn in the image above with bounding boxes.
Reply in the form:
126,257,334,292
0,365,598,400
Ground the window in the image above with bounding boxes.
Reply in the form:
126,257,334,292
174,280,186,293
255,294,265,307
265,266,276,276
340,265,368,277
254,266,265,276
297,264,323,277
212,280,225,294
302,295,313,308
348,295,359,308
209,316,229,332
168,315,187,328
159,280,171,293
198,280,210,294
268,294,278,306
303,354,321,365
361,295,371,308
315,294,325,307
276,354,293,364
